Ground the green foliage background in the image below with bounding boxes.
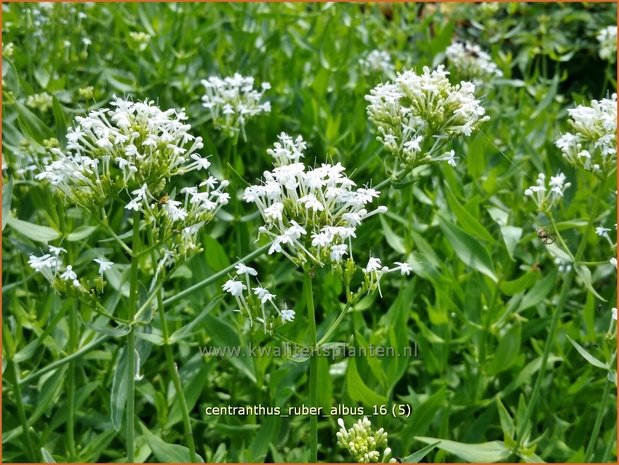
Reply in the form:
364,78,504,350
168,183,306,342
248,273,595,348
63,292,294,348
2,2,617,463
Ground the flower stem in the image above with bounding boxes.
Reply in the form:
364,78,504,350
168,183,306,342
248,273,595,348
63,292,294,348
516,176,608,449
304,271,318,463
67,301,78,461
584,373,612,461
157,288,197,461
3,324,36,462
126,212,141,462
317,302,352,347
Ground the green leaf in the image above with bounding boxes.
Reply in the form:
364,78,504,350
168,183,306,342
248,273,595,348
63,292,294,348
345,357,387,408
7,214,61,242
438,214,497,282
169,296,222,344
566,335,608,370
2,177,13,231
67,225,98,242
380,216,406,254
40,448,56,463
517,270,557,312
487,323,521,375
141,422,204,463
15,102,53,142
444,188,496,244
402,441,440,463
500,225,523,260
574,264,606,301
415,437,510,462
110,348,128,431
404,387,447,436
500,271,539,296
496,398,515,440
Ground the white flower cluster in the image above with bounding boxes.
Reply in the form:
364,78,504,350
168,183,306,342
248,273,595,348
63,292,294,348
597,26,617,62
28,245,115,294
445,40,502,82
555,94,617,175
359,50,394,76
336,417,396,463
365,65,488,169
36,97,229,264
37,97,213,205
201,73,271,139
222,263,294,332
244,132,387,268
524,172,571,211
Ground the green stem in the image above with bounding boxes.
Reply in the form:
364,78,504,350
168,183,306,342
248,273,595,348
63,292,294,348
20,335,109,385
584,374,612,461
516,176,608,449
67,302,78,461
601,422,617,462
126,212,141,462
317,302,352,347
157,289,197,462
3,326,36,462
163,243,270,306
304,272,318,463
374,168,407,191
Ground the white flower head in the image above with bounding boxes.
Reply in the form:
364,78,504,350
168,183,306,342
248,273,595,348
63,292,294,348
201,73,270,139
222,279,246,297
445,40,502,83
94,257,114,275
365,65,488,169
244,133,388,268
524,171,570,211
555,94,617,175
597,26,617,62
359,50,394,76
236,263,258,276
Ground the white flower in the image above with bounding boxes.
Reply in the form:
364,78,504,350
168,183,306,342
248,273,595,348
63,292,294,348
524,171,570,211
36,97,215,209
555,94,616,174
365,65,488,168
611,257,617,269
94,257,114,275
253,287,275,303
60,265,77,281
48,245,66,256
393,261,412,275
597,26,617,62
28,253,60,273
596,226,611,237
235,263,258,276
359,50,394,76
366,257,383,273
201,73,270,139
245,133,388,267
222,279,246,297
445,40,502,82
612,307,617,321
330,244,348,262
281,307,295,323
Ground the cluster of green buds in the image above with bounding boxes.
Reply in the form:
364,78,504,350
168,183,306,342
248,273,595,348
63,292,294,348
26,92,54,113
336,417,396,463
365,65,488,171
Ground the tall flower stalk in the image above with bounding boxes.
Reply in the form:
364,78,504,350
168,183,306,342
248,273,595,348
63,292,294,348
33,97,230,462
236,133,410,461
